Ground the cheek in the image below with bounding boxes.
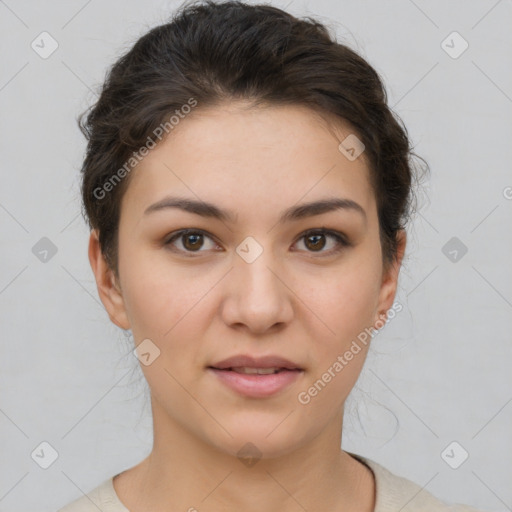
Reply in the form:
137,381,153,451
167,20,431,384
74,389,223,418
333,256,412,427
300,264,380,345
295,271,378,412
118,247,193,339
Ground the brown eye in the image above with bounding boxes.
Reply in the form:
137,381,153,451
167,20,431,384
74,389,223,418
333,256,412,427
182,233,204,251
164,229,218,254
294,229,349,255
304,233,327,251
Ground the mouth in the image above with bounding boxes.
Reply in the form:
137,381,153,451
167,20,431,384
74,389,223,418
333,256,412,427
209,354,303,372
208,366,298,375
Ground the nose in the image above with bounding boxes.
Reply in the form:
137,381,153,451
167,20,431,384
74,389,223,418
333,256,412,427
220,247,294,335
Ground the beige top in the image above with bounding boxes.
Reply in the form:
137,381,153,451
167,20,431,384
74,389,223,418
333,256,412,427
57,452,483,511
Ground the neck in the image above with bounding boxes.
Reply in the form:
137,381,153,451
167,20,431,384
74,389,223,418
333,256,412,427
114,400,375,512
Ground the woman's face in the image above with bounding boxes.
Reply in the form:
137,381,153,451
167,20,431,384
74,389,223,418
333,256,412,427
90,101,405,459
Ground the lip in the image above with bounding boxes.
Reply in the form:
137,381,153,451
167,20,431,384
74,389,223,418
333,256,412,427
209,354,302,370
207,367,303,398
207,354,304,398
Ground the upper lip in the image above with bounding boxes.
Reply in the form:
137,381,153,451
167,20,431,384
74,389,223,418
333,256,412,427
209,354,303,370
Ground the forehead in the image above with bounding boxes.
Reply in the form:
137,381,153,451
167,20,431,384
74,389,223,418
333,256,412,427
120,102,376,225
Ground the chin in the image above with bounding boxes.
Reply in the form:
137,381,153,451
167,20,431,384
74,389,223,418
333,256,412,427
202,415,309,462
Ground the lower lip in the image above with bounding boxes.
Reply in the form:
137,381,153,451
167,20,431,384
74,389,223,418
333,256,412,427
207,368,303,398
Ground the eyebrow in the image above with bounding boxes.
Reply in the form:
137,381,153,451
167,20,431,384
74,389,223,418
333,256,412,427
143,196,367,224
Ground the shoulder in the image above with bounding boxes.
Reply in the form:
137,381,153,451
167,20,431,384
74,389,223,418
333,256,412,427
56,476,129,512
348,452,485,512
57,458,485,512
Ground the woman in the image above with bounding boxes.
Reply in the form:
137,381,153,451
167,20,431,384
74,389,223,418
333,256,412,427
58,1,482,510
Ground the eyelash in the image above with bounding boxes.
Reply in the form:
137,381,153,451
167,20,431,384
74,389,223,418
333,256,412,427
163,228,350,257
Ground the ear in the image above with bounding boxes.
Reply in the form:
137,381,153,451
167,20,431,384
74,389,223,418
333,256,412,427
372,229,406,329
88,229,131,330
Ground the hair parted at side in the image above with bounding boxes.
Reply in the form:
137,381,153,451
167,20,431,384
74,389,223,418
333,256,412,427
78,0,429,277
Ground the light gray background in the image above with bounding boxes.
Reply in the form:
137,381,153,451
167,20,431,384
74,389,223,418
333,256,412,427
0,1,511,511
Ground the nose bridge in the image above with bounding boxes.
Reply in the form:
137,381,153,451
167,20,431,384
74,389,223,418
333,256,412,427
237,239,282,300
222,237,293,331
239,247,279,293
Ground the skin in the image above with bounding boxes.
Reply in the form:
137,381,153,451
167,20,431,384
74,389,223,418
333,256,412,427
89,101,406,512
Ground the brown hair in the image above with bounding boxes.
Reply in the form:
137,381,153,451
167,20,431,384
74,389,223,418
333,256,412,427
78,0,428,278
